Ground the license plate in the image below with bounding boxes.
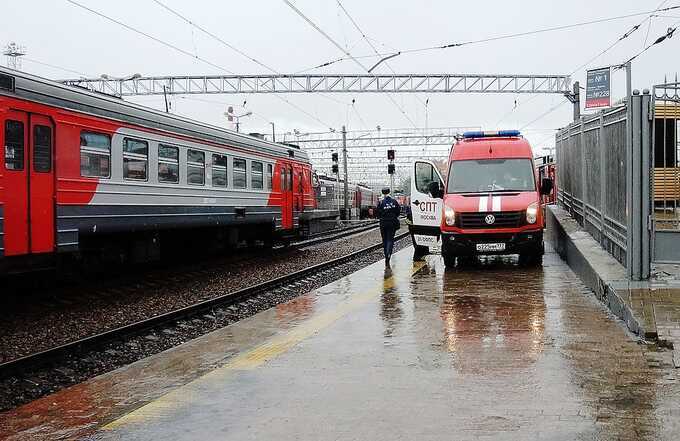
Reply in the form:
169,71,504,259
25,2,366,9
414,234,438,247
476,243,506,252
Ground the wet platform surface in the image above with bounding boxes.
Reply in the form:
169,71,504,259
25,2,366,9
2,247,680,440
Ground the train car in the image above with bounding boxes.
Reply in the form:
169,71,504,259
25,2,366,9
314,175,377,220
0,67,319,272
535,155,557,205
356,184,377,219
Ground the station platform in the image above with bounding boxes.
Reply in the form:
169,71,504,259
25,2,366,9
2,247,680,440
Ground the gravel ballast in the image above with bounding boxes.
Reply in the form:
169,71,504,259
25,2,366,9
0,227,410,411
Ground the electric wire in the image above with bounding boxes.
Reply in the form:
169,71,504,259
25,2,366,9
283,0,417,128
335,0,428,121
514,1,671,132
301,5,680,72
66,0,333,130
150,0,337,129
66,0,236,75
22,57,92,77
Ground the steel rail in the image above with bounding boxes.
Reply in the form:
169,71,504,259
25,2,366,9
0,230,408,378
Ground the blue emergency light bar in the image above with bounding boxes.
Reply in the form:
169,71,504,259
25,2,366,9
462,130,521,139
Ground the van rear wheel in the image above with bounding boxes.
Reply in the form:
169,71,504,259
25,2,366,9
519,252,543,266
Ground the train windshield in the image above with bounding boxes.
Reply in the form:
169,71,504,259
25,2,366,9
447,159,535,193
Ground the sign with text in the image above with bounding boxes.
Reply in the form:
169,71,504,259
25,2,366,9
585,67,611,109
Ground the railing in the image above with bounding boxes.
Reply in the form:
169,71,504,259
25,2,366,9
651,84,680,264
556,105,628,266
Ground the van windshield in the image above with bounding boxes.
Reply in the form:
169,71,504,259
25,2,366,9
447,158,535,193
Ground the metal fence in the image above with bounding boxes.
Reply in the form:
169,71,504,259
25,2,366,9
556,105,628,265
652,82,680,262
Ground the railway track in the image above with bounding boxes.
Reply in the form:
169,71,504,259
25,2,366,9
0,230,408,381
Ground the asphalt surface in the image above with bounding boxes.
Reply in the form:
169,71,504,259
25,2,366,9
2,245,679,440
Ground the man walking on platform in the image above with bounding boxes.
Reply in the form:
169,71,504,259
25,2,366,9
377,187,401,265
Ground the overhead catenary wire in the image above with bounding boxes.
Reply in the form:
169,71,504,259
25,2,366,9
149,0,338,130
66,0,333,130
515,1,672,132
301,5,680,72
22,57,92,77
335,0,428,121
283,0,417,128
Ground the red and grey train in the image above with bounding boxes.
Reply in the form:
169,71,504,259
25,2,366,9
0,67,372,272
314,175,378,219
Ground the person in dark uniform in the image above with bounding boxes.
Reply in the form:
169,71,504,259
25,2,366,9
377,187,401,265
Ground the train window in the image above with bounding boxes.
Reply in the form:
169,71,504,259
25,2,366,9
251,161,264,189
4,120,24,171
158,144,179,183
233,158,246,189
80,131,111,178
33,125,52,173
266,164,273,189
123,138,148,181
212,154,227,187
187,149,205,185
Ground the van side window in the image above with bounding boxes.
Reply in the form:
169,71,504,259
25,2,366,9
80,131,111,178
187,149,205,185
233,158,246,189
4,120,24,171
266,164,273,189
123,138,148,181
212,154,227,187
415,162,436,193
158,144,179,183
251,161,264,189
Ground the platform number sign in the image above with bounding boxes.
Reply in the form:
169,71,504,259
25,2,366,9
585,67,611,109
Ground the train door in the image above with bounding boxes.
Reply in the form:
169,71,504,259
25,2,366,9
293,165,304,213
281,164,294,230
2,110,55,256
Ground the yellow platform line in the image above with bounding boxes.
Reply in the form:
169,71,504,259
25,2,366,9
104,260,426,430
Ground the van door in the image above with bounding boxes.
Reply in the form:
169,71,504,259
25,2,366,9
410,160,445,250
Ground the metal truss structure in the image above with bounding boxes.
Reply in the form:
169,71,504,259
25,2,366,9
279,127,473,188
276,126,472,150
61,73,571,97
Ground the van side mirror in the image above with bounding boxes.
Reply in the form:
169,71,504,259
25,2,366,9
540,178,553,196
428,181,443,198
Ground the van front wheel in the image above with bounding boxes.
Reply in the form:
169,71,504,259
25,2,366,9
443,253,456,268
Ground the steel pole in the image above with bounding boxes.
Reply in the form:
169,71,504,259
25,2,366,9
163,86,169,113
270,122,275,142
625,63,633,278
572,81,580,121
342,125,349,219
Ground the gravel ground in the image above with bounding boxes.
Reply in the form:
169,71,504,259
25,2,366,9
0,227,410,411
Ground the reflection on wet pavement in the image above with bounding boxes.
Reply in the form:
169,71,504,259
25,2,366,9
1,247,679,440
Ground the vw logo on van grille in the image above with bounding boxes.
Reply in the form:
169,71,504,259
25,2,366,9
484,214,496,225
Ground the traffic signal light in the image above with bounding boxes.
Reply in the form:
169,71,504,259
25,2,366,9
388,164,395,174
332,164,339,174
331,152,338,162
387,149,395,160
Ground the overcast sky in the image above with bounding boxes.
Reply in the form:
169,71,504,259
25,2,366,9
4,0,679,155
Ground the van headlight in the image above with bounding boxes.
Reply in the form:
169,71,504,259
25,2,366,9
444,206,456,226
526,202,538,224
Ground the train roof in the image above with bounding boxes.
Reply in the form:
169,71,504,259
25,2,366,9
0,67,309,163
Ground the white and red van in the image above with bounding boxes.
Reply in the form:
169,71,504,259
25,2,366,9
409,130,553,266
